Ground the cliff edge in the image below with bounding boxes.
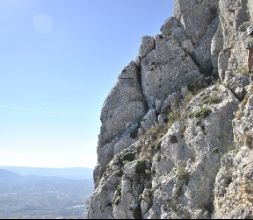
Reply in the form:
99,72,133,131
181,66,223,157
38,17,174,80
88,0,253,219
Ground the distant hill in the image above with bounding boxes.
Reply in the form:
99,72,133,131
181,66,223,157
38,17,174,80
0,169,21,179
0,166,94,180
0,168,94,219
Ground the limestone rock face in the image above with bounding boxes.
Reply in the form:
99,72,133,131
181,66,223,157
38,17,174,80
213,84,253,219
147,85,239,219
88,0,253,219
192,17,219,74
174,0,219,73
174,0,219,44
99,61,146,147
218,0,250,78
96,61,146,182
140,35,202,106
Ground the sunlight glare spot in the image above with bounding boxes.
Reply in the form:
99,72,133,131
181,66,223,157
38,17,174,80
33,13,54,34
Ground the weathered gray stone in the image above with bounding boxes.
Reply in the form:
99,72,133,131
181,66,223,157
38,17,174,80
155,99,163,114
139,36,155,58
181,86,188,99
226,75,250,100
160,17,181,35
218,0,250,76
213,85,253,218
174,0,219,44
138,127,144,137
218,49,231,80
149,85,239,219
141,35,203,107
158,114,167,126
160,17,189,45
224,70,234,83
161,92,181,114
181,39,194,54
140,109,157,131
95,61,147,185
99,61,146,147
193,17,219,74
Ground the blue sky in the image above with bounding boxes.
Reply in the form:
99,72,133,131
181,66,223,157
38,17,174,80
0,0,173,168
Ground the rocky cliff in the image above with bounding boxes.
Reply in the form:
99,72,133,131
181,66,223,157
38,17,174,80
88,0,253,219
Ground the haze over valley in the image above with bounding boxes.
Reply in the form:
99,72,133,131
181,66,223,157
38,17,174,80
0,167,94,219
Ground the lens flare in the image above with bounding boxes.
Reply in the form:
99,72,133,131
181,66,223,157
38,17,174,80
33,13,54,34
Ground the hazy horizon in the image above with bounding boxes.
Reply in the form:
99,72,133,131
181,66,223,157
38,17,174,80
0,166,93,219
0,165,94,169
0,0,173,168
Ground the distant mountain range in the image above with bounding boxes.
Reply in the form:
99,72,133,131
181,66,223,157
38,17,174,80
0,168,94,219
0,166,94,180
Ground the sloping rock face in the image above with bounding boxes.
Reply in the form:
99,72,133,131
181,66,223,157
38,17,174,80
88,0,253,219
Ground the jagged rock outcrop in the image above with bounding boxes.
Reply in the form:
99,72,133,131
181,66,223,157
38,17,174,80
88,0,253,219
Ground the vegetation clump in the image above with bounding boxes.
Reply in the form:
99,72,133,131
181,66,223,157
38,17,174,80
136,160,146,175
113,185,122,206
189,106,211,120
122,152,136,164
208,96,222,105
167,112,181,128
201,92,222,105
212,147,220,154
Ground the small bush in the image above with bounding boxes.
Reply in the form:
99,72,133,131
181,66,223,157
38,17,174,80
167,112,181,127
116,185,121,194
208,96,222,105
136,160,146,175
195,106,211,119
202,93,222,105
164,31,172,37
113,185,122,206
212,147,220,154
157,155,162,162
122,152,136,163
189,106,211,119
